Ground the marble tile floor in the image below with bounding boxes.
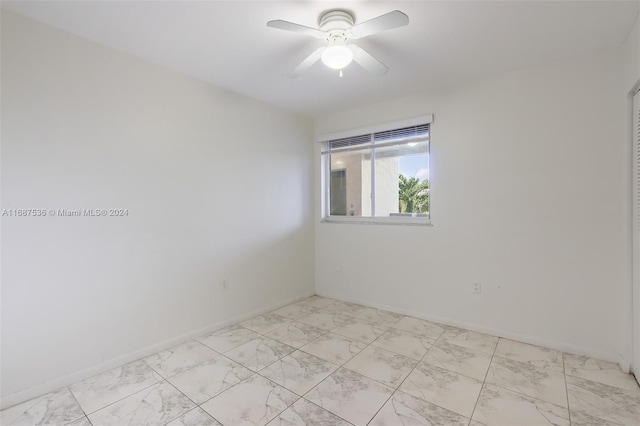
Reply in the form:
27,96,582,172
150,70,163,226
3,295,640,426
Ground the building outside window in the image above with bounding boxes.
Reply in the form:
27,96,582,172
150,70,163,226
320,116,431,225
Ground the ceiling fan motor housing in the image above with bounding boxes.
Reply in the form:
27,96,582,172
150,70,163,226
319,10,354,42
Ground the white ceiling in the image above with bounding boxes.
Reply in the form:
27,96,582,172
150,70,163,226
3,1,639,117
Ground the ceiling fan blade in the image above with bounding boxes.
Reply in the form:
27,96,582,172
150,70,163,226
349,10,409,38
267,20,325,38
349,45,388,76
288,47,325,78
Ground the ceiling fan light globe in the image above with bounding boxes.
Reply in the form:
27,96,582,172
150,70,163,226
321,45,353,70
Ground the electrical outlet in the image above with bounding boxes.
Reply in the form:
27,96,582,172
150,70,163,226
473,282,482,294
222,280,228,291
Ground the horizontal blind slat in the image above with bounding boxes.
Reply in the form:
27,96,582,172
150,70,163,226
325,123,430,153
374,123,429,143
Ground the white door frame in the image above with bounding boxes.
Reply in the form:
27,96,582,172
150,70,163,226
632,88,640,385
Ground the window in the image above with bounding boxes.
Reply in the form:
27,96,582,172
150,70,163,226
320,116,431,224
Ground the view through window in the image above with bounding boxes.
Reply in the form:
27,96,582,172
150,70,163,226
322,122,430,222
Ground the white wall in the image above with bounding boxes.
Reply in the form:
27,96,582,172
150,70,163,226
623,10,640,92
315,47,630,365
1,11,314,407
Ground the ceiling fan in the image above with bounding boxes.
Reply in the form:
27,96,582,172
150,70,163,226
267,9,409,78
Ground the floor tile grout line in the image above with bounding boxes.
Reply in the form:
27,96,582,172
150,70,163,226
191,338,222,353
488,352,565,374
79,378,164,417
198,337,254,356
192,365,300,426
250,366,336,424
364,361,424,423
562,352,572,426
468,335,499,424
560,365,632,426
418,349,493,383
82,379,171,419
268,332,366,423
67,358,168,416
484,381,575,411
174,324,295,405
268,316,395,425
339,337,423,391
476,359,579,412
563,367,640,393
192,324,340,422
161,380,205,424
1,393,50,416
395,317,450,342
141,339,237,385
179,324,353,424
457,338,585,413
303,363,391,426
66,387,91,423
364,328,454,425
194,370,255,409
252,346,342,393
243,310,334,347
161,406,220,426
293,397,356,425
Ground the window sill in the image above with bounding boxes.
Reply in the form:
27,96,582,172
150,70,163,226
321,216,432,226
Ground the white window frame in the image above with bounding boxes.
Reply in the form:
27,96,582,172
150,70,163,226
319,115,433,226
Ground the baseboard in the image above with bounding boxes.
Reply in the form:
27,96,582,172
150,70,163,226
316,291,624,367
0,291,315,411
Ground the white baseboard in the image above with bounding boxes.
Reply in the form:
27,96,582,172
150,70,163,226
316,291,627,369
0,292,315,411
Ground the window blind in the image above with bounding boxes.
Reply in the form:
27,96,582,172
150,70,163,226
321,123,430,154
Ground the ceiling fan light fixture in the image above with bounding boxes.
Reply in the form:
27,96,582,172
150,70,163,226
321,44,353,70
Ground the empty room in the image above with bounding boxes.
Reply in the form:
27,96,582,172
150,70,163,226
2,1,640,425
